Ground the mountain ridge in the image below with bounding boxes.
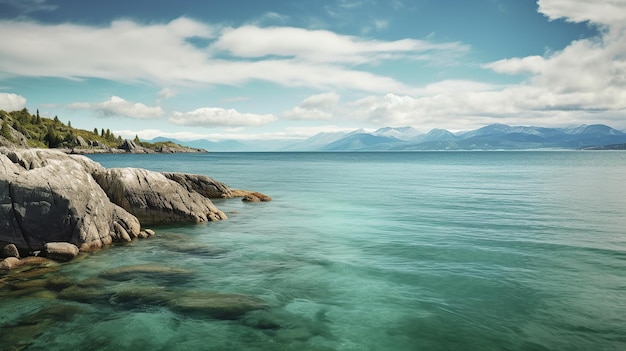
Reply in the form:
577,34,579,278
160,124,626,151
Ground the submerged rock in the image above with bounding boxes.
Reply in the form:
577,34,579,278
98,264,195,282
169,291,266,319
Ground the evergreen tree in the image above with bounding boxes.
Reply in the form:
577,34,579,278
134,134,140,143
68,120,72,128
93,127,98,135
1,121,13,141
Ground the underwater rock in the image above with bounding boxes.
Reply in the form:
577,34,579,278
98,264,195,282
169,291,266,319
0,256,20,270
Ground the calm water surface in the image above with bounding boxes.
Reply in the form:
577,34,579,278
1,151,625,350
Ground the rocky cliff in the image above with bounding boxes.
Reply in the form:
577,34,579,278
0,148,247,264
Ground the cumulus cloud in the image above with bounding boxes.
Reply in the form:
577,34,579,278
170,107,276,127
0,18,465,93
0,92,26,111
537,0,626,25
68,96,164,119
481,0,626,122
283,92,340,120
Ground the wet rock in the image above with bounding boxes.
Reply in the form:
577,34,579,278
43,242,79,262
232,190,272,202
2,243,20,258
169,291,266,319
144,229,156,237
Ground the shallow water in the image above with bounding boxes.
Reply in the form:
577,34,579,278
1,151,625,350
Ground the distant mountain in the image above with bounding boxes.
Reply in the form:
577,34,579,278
292,123,626,151
147,123,626,152
321,133,403,151
280,131,349,151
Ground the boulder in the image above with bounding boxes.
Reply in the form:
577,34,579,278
0,148,141,252
2,243,20,258
162,172,233,199
235,190,272,202
92,167,227,224
44,242,79,261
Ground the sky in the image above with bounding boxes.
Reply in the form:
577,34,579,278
1,0,625,142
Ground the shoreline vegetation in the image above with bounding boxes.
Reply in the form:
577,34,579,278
0,108,205,154
0,109,271,271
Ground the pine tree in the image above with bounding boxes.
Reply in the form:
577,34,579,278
1,121,13,141
93,128,98,135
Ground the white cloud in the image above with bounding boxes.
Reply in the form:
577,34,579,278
283,92,340,120
0,18,465,94
68,96,164,119
0,92,26,111
170,107,276,127
157,88,176,100
537,0,626,25
213,25,467,65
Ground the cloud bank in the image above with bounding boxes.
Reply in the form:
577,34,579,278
68,96,164,119
0,18,465,94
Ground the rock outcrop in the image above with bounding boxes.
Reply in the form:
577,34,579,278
0,147,240,263
162,172,233,199
0,148,141,252
92,168,227,224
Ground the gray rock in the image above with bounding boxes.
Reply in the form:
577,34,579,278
162,172,233,199
44,242,79,261
74,135,89,148
93,167,227,224
0,148,141,252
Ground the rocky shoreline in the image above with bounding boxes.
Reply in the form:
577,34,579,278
0,147,270,269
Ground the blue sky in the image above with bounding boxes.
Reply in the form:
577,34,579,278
1,0,625,142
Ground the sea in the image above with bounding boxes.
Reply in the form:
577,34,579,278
1,151,625,351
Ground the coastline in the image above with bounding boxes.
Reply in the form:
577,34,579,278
0,147,269,270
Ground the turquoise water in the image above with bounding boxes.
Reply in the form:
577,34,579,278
1,151,626,350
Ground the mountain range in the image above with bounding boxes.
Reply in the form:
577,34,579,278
148,124,626,152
